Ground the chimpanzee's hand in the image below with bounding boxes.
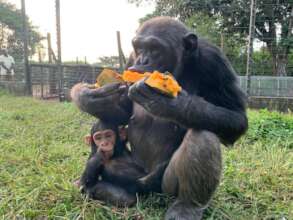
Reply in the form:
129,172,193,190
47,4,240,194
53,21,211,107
128,80,190,120
71,82,132,123
80,152,104,191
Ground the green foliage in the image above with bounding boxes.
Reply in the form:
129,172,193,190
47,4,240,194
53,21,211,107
186,13,246,66
186,13,221,45
252,49,273,75
129,0,293,76
0,91,292,219
0,0,43,62
244,109,293,148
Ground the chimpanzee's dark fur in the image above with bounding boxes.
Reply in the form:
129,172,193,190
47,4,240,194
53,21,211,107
79,120,167,207
71,17,247,219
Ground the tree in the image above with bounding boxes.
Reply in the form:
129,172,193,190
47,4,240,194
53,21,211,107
95,56,121,68
0,0,43,62
129,0,293,76
186,13,247,75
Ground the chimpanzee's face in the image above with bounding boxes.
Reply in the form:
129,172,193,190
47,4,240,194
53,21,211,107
92,129,116,160
127,18,198,79
129,35,177,75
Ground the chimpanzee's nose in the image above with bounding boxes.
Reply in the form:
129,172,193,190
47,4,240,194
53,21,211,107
141,56,149,65
101,142,107,147
127,66,143,73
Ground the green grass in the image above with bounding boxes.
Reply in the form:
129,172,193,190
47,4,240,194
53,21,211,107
0,90,292,220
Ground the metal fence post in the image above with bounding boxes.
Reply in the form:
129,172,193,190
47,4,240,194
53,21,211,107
277,77,280,97
56,0,64,101
21,0,32,95
246,0,257,97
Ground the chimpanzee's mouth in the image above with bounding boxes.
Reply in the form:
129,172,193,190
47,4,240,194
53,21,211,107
127,66,156,73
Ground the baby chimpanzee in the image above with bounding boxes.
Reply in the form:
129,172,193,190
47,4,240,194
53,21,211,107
77,120,167,206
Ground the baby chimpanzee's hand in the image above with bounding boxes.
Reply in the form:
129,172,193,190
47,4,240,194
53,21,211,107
80,152,104,190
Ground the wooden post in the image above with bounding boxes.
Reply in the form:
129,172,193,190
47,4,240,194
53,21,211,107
21,0,32,95
92,65,95,83
47,33,56,94
246,0,257,97
38,48,44,98
116,31,126,72
56,0,64,101
47,33,53,63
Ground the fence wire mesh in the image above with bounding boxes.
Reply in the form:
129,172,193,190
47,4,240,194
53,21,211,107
0,0,292,101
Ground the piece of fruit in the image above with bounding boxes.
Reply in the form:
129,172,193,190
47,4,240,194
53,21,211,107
94,69,123,88
145,71,182,97
122,70,151,83
91,69,181,98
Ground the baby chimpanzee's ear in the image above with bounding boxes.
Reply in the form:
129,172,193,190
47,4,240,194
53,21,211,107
84,134,92,146
119,125,128,141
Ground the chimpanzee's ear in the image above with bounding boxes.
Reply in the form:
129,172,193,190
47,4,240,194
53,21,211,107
183,33,198,53
84,134,92,146
119,126,128,141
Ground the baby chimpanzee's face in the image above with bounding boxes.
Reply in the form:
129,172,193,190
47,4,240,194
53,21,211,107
92,129,116,160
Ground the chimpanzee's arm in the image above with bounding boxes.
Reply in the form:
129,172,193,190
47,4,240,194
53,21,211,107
80,152,104,189
71,83,132,125
174,92,248,145
129,81,247,146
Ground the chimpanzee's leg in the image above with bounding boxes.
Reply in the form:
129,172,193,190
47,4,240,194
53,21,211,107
138,161,169,193
87,181,136,207
86,156,145,207
162,129,222,220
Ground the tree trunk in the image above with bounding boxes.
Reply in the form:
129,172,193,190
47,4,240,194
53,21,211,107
0,23,4,48
266,40,278,76
276,6,293,77
276,54,288,76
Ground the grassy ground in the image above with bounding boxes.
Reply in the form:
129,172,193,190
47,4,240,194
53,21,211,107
0,90,292,220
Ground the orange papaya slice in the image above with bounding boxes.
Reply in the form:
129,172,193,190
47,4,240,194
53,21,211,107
122,70,151,83
145,71,182,97
94,68,123,88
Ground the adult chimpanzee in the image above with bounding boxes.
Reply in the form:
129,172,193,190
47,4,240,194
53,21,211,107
71,17,248,220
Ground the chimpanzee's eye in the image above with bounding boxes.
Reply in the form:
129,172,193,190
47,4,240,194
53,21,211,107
94,135,101,141
151,48,160,56
105,134,112,138
136,48,143,55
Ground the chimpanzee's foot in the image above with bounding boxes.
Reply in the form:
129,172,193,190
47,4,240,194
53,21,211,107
73,178,81,188
87,181,136,207
164,200,204,220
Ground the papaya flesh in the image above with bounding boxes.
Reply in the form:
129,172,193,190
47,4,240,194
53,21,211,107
94,69,123,88
122,70,151,83
145,71,182,97
122,70,181,98
90,69,182,98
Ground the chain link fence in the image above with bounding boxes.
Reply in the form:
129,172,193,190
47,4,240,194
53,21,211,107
29,64,105,99
0,0,292,110
239,76,293,97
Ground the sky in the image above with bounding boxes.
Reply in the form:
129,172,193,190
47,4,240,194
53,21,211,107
8,0,155,63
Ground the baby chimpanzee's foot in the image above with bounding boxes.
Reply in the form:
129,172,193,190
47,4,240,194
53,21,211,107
86,181,137,207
